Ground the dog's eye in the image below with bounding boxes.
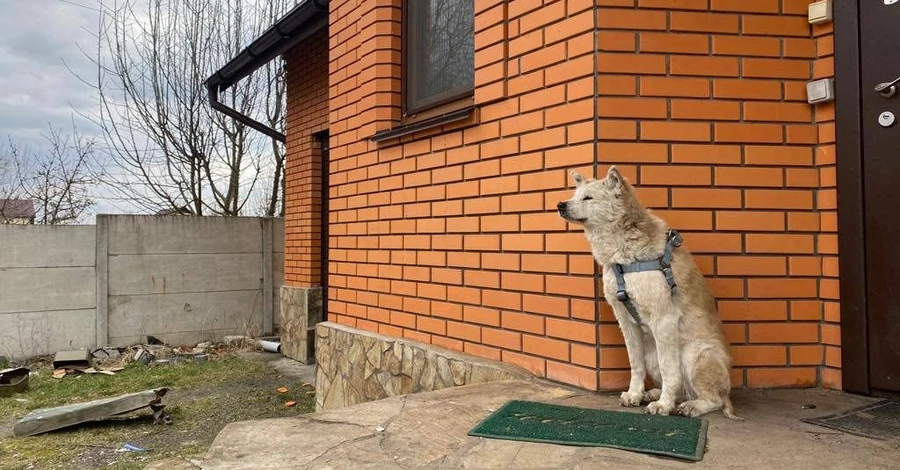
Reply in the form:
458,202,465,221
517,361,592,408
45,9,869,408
582,196,593,201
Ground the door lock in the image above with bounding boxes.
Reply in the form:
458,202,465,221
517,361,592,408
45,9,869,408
876,76,900,98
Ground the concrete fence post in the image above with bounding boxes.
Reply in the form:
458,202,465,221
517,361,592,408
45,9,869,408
95,215,109,348
262,217,274,336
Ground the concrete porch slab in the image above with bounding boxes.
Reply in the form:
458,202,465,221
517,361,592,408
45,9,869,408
198,381,899,470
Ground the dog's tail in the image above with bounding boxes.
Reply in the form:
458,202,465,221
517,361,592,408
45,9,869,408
723,396,744,421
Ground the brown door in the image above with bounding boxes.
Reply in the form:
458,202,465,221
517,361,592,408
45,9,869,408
860,1,900,393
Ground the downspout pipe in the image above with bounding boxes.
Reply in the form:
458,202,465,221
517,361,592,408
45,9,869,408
204,0,328,142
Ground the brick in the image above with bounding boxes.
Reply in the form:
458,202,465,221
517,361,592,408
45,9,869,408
638,0,708,9
597,53,667,74
502,350,546,376
522,293,570,317
502,311,545,334
597,8,667,30
747,368,817,387
745,190,813,210
715,123,783,143
747,279,818,299
670,12,739,33
712,35,780,57
463,305,501,327
743,58,811,79
546,275,596,297
546,318,596,344
571,343,597,368
715,167,783,187
670,99,740,121
744,102,812,123
640,77,710,98
731,346,787,367
790,345,824,366
641,165,711,186
713,79,781,100
745,146,814,166
672,189,742,208
641,121,711,142
465,342,501,361
547,361,597,390
598,142,668,163
522,254,568,273
598,31,636,51
465,270,500,289
598,75,638,96
598,98,667,119
654,210,713,231
640,32,709,54
716,211,785,232
718,300,787,321
742,15,811,37
718,256,786,276
523,335,570,361
671,56,739,77
482,327,522,350
711,0,778,13
671,144,741,164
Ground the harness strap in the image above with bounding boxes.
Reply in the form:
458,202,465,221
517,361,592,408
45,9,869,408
611,229,683,325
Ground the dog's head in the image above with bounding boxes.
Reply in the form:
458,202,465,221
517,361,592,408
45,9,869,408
556,166,632,227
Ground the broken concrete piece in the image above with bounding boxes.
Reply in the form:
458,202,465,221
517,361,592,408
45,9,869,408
196,341,212,349
13,388,170,437
0,367,30,397
53,350,92,370
134,348,154,365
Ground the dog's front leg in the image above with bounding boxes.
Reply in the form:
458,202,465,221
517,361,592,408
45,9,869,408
646,311,681,416
612,305,646,407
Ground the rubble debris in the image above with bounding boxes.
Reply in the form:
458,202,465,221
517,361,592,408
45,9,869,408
0,367,30,397
134,347,154,365
90,348,122,361
276,386,289,394
52,369,67,379
117,443,148,452
13,388,171,437
196,341,212,350
53,350,92,370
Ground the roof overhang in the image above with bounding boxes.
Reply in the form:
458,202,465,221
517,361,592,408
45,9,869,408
205,0,329,142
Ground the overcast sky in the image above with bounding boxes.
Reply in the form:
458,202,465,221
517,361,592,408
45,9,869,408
0,0,101,147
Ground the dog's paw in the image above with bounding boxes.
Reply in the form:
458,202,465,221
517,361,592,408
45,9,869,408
677,400,709,418
642,388,662,403
645,400,674,416
619,390,643,407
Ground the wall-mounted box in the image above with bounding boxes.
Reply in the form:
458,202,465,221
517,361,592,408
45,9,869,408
809,0,833,24
807,78,835,105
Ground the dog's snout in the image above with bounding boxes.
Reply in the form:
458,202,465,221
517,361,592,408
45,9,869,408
557,201,566,210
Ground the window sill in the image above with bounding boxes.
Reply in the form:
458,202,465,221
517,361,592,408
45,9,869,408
370,106,474,143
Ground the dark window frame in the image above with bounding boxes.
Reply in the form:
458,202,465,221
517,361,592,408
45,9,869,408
403,0,475,116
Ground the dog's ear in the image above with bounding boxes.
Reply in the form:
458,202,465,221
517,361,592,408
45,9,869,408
571,170,585,187
606,166,622,187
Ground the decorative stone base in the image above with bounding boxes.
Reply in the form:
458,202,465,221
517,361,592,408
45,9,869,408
279,286,322,364
314,322,533,410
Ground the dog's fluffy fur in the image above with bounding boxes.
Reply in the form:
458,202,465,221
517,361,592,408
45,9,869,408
558,167,741,420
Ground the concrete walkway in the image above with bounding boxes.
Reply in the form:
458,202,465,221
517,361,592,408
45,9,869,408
153,380,899,470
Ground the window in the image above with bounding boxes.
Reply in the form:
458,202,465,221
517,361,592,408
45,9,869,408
404,0,475,115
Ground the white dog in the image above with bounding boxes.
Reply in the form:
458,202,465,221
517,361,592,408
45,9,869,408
557,167,741,420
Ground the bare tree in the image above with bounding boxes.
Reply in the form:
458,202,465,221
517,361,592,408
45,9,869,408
1,125,99,225
88,0,291,216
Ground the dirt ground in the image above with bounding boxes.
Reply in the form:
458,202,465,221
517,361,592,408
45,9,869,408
0,351,316,470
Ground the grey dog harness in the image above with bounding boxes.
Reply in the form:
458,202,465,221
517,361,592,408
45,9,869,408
611,230,683,325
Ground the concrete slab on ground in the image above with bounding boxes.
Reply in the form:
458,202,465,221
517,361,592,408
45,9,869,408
196,380,899,470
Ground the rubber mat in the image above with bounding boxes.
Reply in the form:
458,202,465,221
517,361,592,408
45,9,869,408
802,399,900,440
467,400,708,461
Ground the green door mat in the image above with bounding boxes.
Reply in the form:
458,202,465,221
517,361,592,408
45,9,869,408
468,400,708,461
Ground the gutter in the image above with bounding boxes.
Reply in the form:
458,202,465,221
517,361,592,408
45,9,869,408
204,0,329,143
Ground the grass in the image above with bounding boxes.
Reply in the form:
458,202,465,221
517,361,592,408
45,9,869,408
0,354,316,470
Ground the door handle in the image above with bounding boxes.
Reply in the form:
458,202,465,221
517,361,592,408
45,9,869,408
875,76,900,98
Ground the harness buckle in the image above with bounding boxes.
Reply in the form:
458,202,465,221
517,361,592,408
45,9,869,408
668,230,683,248
616,290,629,302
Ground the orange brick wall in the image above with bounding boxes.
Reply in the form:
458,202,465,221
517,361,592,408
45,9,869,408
284,28,329,286
812,7,840,390
282,0,843,392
